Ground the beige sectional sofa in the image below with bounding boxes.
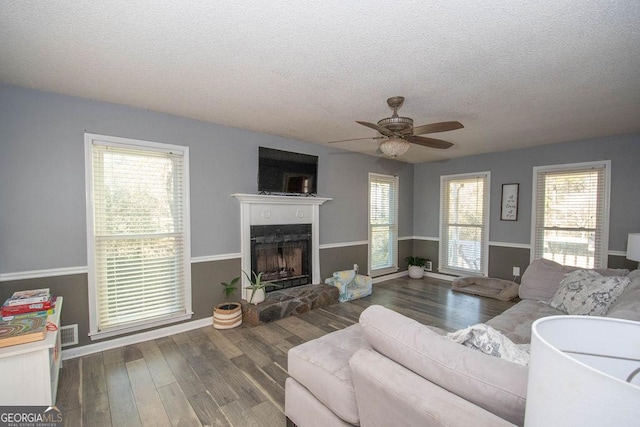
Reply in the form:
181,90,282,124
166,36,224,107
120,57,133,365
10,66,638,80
285,260,639,426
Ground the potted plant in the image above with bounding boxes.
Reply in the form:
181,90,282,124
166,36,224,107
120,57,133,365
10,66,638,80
405,256,428,279
243,270,267,304
213,276,243,329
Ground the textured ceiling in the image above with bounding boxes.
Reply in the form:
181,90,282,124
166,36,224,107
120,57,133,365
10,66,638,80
1,1,639,163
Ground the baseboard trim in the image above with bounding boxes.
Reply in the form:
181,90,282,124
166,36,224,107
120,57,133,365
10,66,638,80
373,270,455,282
424,271,457,282
372,270,408,283
61,316,213,360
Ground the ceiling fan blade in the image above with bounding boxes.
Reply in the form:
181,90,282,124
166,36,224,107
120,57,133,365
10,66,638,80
406,135,454,149
355,121,395,137
412,121,464,136
327,136,384,144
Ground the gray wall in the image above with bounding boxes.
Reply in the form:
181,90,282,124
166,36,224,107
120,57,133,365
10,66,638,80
0,84,415,347
0,84,414,274
413,135,640,252
2,83,638,347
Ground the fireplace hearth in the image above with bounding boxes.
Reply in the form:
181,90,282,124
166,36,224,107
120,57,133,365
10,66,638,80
251,224,311,292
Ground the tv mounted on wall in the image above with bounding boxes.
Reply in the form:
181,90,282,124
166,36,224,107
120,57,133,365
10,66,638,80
258,147,318,196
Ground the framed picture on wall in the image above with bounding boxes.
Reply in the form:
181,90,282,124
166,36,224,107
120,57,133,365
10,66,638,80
501,183,519,221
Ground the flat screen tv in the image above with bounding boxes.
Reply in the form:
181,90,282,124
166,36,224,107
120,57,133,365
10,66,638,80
258,147,318,195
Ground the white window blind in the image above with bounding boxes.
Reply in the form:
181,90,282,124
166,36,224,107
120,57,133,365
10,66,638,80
532,161,610,268
86,134,191,338
440,172,490,276
369,173,399,276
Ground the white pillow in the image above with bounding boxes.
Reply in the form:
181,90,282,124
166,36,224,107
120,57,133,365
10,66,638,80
549,270,630,316
447,323,530,366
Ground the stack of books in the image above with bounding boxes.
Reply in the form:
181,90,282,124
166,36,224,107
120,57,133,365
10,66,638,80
0,289,54,348
1,288,55,320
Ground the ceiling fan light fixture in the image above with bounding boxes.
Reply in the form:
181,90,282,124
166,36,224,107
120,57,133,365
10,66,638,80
377,116,413,133
342,96,461,156
379,137,410,158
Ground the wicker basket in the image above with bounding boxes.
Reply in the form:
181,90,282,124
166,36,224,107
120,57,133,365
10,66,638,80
213,302,242,329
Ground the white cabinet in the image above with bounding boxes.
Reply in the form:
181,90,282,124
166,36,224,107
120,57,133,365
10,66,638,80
0,297,63,405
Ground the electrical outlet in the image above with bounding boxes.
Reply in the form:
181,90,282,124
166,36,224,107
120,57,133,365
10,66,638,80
513,266,520,277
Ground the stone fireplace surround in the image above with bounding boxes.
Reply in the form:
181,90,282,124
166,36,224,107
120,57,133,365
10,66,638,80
232,194,331,301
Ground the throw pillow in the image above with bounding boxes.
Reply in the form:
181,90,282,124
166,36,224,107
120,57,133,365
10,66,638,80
447,323,530,366
549,270,631,316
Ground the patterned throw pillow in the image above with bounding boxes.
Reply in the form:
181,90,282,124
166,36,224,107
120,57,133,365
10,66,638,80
447,323,530,366
549,270,631,316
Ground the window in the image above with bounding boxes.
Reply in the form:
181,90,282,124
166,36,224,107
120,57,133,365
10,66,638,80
85,133,191,339
440,172,490,276
531,161,610,268
369,173,399,276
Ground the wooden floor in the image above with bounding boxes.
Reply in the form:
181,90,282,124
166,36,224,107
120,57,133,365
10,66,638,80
56,277,516,426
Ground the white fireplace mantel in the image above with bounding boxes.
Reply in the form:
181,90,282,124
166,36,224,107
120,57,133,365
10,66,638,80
232,194,332,300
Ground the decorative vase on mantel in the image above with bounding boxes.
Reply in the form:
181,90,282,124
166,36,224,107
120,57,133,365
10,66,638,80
213,302,243,329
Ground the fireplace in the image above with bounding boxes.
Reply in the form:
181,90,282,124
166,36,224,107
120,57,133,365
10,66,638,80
232,193,331,301
251,224,312,292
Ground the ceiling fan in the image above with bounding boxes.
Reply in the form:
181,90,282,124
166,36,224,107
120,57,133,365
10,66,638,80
330,96,463,158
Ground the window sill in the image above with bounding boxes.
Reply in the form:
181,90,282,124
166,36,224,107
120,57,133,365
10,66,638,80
89,312,194,341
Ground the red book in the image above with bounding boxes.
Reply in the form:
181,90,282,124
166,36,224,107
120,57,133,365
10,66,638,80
1,296,55,317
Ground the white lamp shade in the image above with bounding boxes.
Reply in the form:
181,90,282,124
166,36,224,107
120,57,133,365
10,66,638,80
525,316,640,426
627,233,640,261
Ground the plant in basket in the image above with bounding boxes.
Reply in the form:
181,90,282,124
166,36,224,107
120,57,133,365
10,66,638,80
213,276,242,329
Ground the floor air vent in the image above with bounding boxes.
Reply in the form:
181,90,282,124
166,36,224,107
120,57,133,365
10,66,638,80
60,324,78,347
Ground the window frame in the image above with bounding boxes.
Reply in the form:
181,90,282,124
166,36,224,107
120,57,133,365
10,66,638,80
530,160,611,268
368,173,399,277
439,171,491,277
85,133,192,340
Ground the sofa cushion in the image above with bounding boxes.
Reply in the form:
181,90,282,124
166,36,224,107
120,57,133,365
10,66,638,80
518,258,630,302
518,259,574,301
285,378,354,427
359,305,527,426
486,299,565,344
549,269,630,316
287,323,369,425
349,348,515,427
607,270,640,321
